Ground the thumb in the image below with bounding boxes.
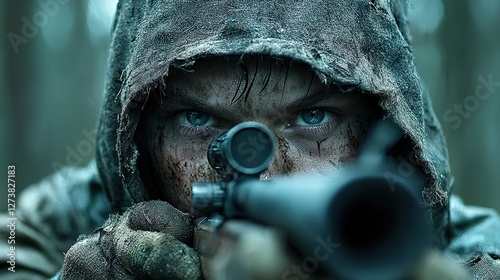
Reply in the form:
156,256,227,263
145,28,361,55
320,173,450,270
115,210,202,280
126,200,194,244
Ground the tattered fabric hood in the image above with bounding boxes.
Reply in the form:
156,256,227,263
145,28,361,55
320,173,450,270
96,0,452,248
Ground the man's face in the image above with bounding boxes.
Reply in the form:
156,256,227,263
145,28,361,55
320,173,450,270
139,56,378,212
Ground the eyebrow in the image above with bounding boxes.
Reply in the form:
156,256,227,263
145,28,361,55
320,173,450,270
284,86,359,112
159,84,359,115
158,88,240,117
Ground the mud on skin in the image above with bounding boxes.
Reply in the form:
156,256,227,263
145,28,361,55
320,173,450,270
136,55,380,213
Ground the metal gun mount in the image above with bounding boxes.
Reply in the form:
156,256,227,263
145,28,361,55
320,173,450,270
190,120,431,280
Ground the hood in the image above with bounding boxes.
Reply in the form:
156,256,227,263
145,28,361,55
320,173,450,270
95,0,452,248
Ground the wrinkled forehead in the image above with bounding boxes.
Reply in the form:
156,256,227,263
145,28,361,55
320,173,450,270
156,55,367,114
166,55,322,97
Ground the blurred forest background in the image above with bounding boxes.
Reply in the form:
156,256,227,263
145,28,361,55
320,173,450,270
1,0,499,212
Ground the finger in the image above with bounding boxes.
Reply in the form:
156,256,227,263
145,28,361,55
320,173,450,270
115,219,202,280
126,200,193,244
61,231,134,280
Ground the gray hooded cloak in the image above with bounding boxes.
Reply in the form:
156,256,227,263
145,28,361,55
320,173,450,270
1,0,499,279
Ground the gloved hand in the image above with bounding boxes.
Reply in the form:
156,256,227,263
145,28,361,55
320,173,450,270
60,200,202,280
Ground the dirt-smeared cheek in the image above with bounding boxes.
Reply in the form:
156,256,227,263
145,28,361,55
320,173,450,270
155,149,219,213
263,121,363,178
143,123,219,213
155,122,362,212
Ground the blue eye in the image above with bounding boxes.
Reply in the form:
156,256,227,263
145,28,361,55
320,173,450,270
179,111,214,126
295,109,333,126
301,109,324,125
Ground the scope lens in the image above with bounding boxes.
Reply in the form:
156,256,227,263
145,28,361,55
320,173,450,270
208,122,275,176
228,126,273,171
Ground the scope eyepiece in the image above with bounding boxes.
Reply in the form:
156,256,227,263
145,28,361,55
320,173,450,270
207,122,275,177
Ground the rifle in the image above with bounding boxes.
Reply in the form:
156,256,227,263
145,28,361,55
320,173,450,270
191,120,431,280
